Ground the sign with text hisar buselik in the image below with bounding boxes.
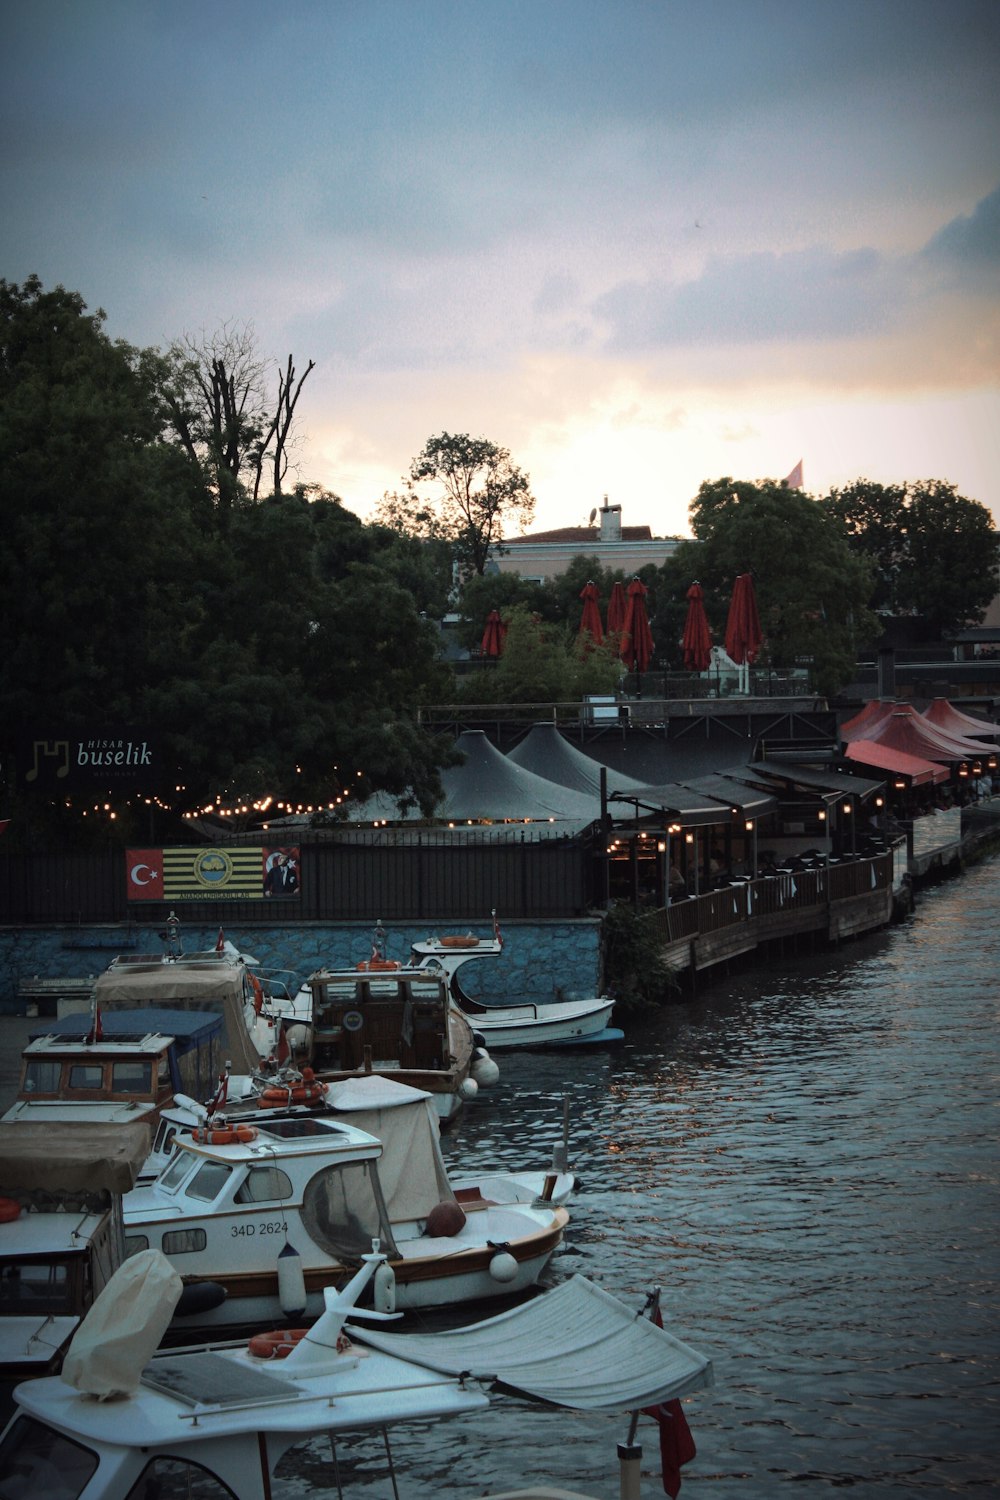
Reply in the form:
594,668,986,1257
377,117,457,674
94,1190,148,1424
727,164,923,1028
19,731,161,790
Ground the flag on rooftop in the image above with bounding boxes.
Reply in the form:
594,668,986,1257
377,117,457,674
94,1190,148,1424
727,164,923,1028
783,459,803,488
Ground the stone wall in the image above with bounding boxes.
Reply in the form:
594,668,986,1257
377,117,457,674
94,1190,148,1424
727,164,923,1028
0,917,604,1013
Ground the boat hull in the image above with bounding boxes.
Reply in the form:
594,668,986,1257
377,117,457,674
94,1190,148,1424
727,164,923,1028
458,997,616,1050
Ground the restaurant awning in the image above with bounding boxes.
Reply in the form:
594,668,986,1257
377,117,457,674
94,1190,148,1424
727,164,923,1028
843,740,949,787
739,759,886,803
608,771,778,826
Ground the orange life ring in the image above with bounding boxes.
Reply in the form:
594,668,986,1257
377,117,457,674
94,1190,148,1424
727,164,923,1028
248,1327,352,1359
356,958,401,971
193,1123,259,1146
439,936,479,948
0,1198,21,1224
259,1080,328,1107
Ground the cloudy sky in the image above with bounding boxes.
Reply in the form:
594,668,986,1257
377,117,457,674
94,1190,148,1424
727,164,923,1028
4,0,999,538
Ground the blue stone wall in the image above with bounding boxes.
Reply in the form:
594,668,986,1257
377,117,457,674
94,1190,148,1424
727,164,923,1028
0,918,604,1012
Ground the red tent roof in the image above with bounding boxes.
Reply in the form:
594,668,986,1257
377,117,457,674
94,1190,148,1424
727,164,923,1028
840,699,897,741
860,705,995,765
922,698,1000,741
844,740,949,787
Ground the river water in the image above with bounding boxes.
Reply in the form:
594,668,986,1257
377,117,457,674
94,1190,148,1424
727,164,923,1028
293,856,998,1499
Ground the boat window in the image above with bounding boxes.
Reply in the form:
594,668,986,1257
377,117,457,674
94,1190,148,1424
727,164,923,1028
0,1261,72,1315
235,1166,293,1203
111,1061,153,1094
67,1063,105,1091
159,1152,196,1192
301,1160,398,1260
162,1227,208,1256
185,1162,234,1203
124,1455,240,1498
0,1414,97,1499
125,1236,150,1256
20,1060,62,1094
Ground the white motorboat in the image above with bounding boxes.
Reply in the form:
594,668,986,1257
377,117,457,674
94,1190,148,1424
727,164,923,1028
122,1074,568,1334
0,1243,713,1500
410,914,622,1050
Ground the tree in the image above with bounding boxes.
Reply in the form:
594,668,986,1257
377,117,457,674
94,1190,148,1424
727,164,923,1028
823,479,998,635
456,604,622,705
406,432,535,577
683,479,879,696
161,322,314,510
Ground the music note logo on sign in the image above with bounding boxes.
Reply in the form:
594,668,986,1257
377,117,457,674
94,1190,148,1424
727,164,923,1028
25,740,71,783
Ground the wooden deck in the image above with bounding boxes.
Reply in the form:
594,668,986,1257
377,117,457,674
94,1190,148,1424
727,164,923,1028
647,853,895,980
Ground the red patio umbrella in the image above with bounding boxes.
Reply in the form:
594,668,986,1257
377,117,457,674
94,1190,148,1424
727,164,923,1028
480,609,506,659
578,581,604,648
724,573,762,667
621,577,654,674
606,580,628,652
681,581,712,672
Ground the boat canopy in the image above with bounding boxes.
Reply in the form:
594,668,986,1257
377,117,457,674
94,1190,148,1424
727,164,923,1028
0,1120,152,1194
94,964,261,1074
351,1273,713,1410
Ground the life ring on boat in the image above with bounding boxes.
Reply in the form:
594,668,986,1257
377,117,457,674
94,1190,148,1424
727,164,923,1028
249,972,265,1015
0,1198,21,1224
248,1327,352,1359
259,1069,329,1107
342,1010,364,1032
356,958,401,971
192,1123,259,1146
439,935,479,948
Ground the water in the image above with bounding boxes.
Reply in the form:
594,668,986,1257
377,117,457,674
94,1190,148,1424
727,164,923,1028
305,857,998,1498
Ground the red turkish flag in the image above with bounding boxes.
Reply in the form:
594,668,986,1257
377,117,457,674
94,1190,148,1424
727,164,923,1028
126,849,164,900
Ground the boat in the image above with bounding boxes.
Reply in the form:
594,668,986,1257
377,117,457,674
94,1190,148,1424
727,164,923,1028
301,955,481,1124
121,1073,568,1334
0,1243,713,1500
410,913,622,1050
0,1008,228,1169
0,1120,153,1415
92,939,309,1074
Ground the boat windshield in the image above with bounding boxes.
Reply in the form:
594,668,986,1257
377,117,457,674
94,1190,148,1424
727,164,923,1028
0,1260,75,1316
0,1415,98,1499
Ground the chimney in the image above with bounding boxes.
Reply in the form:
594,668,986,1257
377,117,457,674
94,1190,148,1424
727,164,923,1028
599,499,622,543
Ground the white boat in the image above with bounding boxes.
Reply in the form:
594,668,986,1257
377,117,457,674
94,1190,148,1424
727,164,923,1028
0,1007,228,1150
122,1074,568,1333
410,915,622,1050
0,1242,713,1500
0,1121,155,1408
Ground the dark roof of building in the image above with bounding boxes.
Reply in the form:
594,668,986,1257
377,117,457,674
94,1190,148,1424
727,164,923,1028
504,526,654,544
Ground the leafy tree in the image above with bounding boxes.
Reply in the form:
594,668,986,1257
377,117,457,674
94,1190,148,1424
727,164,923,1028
683,478,878,696
406,432,535,577
820,480,908,612
456,604,622,705
897,482,999,633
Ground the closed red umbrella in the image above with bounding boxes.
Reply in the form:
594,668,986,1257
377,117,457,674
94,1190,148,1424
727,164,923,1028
724,573,762,666
622,577,654,674
481,609,506,659
578,581,604,647
681,581,712,672
606,580,628,651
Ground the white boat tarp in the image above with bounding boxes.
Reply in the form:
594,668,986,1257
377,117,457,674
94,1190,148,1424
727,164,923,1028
350,1274,713,1410
324,1076,456,1220
61,1249,182,1399
94,964,262,1075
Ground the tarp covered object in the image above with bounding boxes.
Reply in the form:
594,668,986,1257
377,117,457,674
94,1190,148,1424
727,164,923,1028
323,1076,456,1222
61,1248,182,1398
0,1120,151,1194
353,1273,713,1410
508,724,648,797
94,964,262,1075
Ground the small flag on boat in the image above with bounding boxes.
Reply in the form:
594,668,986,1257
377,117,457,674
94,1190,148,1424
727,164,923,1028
85,1005,104,1046
276,1025,290,1065
643,1304,697,1497
493,910,504,948
216,926,225,953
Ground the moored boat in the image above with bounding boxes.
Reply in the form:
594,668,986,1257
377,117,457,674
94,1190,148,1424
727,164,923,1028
0,1242,712,1500
410,913,622,1050
122,1074,567,1333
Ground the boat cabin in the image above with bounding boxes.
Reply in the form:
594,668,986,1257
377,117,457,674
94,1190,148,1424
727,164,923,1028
308,968,470,1080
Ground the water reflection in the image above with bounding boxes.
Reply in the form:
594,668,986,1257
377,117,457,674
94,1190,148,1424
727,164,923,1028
285,860,1000,1496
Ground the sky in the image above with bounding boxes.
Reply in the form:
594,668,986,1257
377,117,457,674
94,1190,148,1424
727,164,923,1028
3,0,999,540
